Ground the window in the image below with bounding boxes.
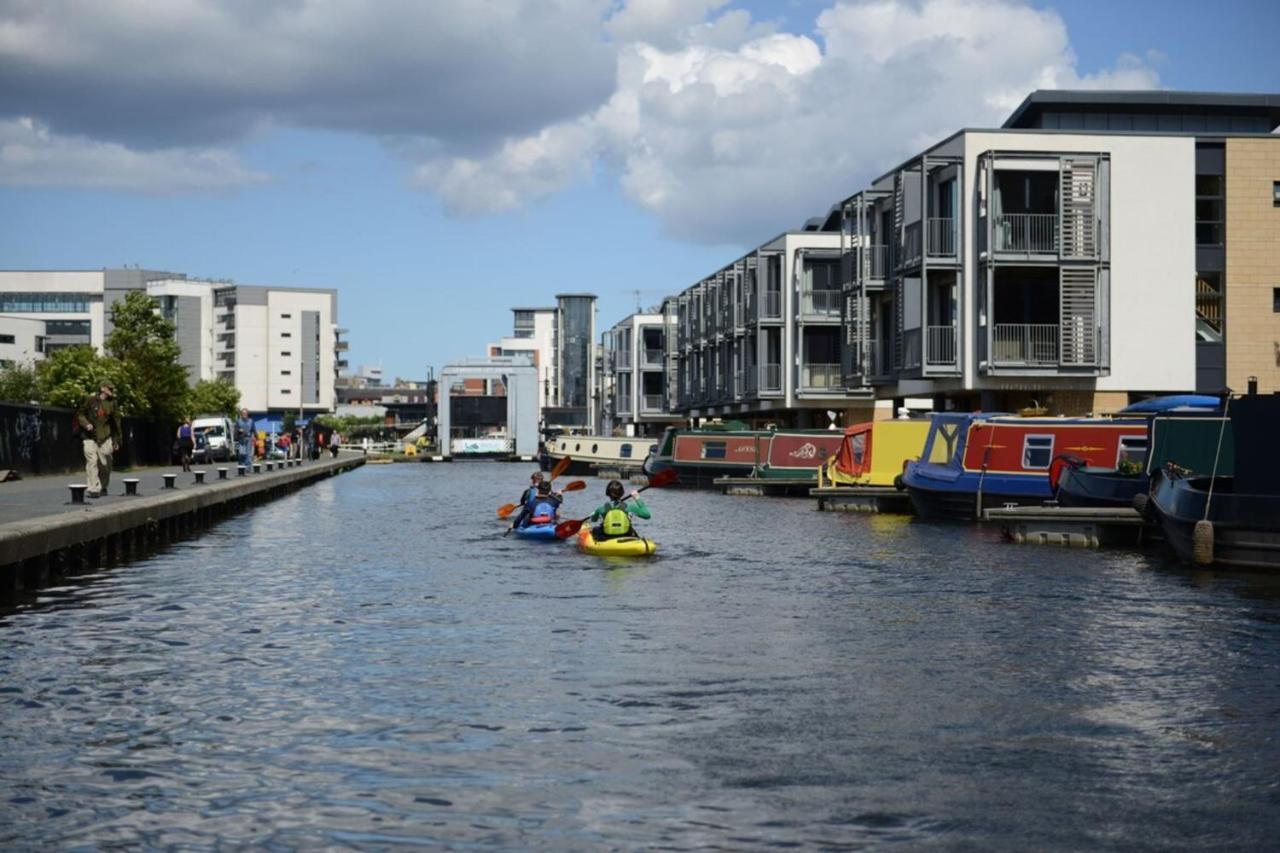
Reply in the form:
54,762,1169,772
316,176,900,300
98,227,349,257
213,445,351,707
591,443,598,454
281,332,292,338
1274,181,1280,207
281,389,292,395
851,433,866,467
1022,435,1054,469
282,351,292,357
1196,174,1224,246
0,334,13,344
281,370,292,376
702,441,727,460
619,444,632,458
1117,435,1148,470
1274,288,1280,313
281,313,292,319
0,292,92,313
1196,272,1224,341
45,319,91,336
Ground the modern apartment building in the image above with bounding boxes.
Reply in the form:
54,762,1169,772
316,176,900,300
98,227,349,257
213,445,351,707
601,310,682,436
550,293,598,431
0,269,345,414
668,229,871,427
492,306,557,412
837,90,1280,411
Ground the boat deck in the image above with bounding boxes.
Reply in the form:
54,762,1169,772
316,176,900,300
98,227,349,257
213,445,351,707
982,504,1152,548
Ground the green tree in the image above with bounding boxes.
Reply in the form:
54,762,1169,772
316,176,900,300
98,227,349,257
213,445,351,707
105,291,190,419
282,411,297,434
36,346,123,410
0,363,41,405
189,378,241,417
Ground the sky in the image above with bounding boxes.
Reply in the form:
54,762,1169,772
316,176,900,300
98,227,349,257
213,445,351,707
1,0,1276,381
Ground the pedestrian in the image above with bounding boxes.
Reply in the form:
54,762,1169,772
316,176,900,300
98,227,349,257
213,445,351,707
315,430,325,461
76,381,122,499
236,408,254,468
330,430,340,458
176,417,195,472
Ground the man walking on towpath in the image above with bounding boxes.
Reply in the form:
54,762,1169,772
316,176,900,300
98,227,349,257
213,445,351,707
77,382,122,498
236,408,255,468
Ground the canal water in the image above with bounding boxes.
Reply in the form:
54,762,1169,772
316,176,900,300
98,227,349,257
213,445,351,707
2,463,1279,849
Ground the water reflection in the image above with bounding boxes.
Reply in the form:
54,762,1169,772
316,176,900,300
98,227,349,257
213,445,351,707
1,463,1279,849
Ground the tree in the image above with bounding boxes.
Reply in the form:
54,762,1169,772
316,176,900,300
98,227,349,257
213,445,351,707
36,346,123,410
189,378,241,417
105,291,190,419
0,363,41,405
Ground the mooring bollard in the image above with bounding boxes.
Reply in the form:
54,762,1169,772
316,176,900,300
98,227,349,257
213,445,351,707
163,473,177,489
266,461,275,472
253,463,261,474
193,470,206,484
218,467,228,480
123,478,139,495
69,484,88,504
238,464,247,477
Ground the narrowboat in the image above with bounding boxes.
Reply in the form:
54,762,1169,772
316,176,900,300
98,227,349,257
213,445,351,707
819,419,940,487
902,413,1149,521
643,427,843,488
542,435,657,477
1149,392,1280,571
1052,395,1222,508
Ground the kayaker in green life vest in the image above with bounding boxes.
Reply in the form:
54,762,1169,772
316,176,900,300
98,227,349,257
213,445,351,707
589,479,650,540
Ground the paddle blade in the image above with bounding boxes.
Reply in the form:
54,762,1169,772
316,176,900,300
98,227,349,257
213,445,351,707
555,517,586,539
549,455,572,481
561,480,587,492
644,468,679,489
497,503,518,518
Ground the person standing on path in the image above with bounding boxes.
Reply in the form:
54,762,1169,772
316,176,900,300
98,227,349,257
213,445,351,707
176,417,195,472
77,382,122,499
236,408,255,468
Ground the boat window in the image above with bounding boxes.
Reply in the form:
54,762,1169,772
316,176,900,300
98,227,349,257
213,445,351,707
1117,435,1148,469
702,441,727,460
851,433,866,467
619,444,632,458
575,443,581,452
592,443,598,454
1022,435,1054,469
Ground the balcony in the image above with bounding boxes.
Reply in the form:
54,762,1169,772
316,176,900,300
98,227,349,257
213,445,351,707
927,324,957,365
641,348,664,368
927,218,956,257
992,324,1059,367
800,363,842,391
616,397,633,416
335,340,349,352
615,350,632,369
993,214,1057,254
800,289,841,318
902,221,922,268
760,291,782,321
862,245,888,280
641,394,664,414
758,363,783,394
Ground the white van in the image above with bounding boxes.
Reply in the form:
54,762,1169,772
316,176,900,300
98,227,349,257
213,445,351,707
192,415,236,462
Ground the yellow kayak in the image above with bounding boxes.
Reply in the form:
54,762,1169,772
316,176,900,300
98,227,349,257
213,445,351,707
576,527,657,557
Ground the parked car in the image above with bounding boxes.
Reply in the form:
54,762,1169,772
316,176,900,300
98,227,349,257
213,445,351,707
192,415,235,463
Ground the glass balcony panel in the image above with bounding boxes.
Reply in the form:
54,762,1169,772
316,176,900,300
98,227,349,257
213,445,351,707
927,218,955,256
641,394,664,413
800,363,842,389
760,291,782,320
759,363,782,392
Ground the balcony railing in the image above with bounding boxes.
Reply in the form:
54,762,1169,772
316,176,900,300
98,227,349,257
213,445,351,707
862,245,888,280
993,214,1057,253
800,289,841,316
760,291,782,320
759,363,782,393
641,348,664,368
615,350,632,369
641,394,664,413
927,217,955,256
927,324,956,365
800,363,842,390
993,323,1059,366
616,397,633,415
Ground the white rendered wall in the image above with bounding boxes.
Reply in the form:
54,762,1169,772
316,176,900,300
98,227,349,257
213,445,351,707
961,131,1196,393
0,315,47,367
266,290,336,411
234,303,270,412
780,232,842,408
146,279,216,381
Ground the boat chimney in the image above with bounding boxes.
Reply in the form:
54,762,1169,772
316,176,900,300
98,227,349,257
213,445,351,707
1248,375,1258,396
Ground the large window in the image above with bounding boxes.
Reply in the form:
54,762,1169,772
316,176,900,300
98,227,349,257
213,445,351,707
1196,174,1224,246
1196,272,1224,341
45,319,91,336
1022,435,1054,469
0,292,92,313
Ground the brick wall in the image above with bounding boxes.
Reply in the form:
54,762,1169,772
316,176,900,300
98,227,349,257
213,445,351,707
1225,138,1280,393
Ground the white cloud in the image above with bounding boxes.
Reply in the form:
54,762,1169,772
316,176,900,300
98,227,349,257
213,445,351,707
416,0,1159,243
0,117,267,192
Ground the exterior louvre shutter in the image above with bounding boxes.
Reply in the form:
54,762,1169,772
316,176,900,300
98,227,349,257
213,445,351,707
1060,267,1098,366
1060,159,1097,259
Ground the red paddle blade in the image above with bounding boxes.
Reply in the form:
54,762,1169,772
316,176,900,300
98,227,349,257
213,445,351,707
497,503,518,518
549,455,572,481
645,468,679,488
555,518,585,539
561,480,587,492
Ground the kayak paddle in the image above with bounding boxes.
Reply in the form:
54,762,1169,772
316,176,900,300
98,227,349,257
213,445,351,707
496,456,573,517
554,468,679,539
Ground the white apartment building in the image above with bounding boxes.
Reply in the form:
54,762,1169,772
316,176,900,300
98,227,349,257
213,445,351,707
492,307,556,411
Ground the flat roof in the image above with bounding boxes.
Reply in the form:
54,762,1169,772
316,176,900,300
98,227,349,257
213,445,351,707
1004,89,1280,130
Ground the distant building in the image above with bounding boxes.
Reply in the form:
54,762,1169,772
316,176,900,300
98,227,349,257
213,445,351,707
601,310,683,436
0,315,47,369
488,297,597,433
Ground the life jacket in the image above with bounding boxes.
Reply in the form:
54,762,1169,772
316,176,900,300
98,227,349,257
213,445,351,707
530,498,558,524
602,507,631,537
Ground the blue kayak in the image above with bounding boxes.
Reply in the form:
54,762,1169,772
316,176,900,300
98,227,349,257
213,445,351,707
513,522,560,541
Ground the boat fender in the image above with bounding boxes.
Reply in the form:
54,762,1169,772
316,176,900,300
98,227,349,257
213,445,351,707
893,474,905,491
1132,493,1150,519
1192,520,1214,566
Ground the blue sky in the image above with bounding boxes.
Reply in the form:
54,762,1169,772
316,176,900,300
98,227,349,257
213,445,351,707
1,0,1275,381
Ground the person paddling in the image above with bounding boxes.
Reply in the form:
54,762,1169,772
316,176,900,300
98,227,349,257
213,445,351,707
515,471,544,509
508,480,562,532
589,479,650,540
